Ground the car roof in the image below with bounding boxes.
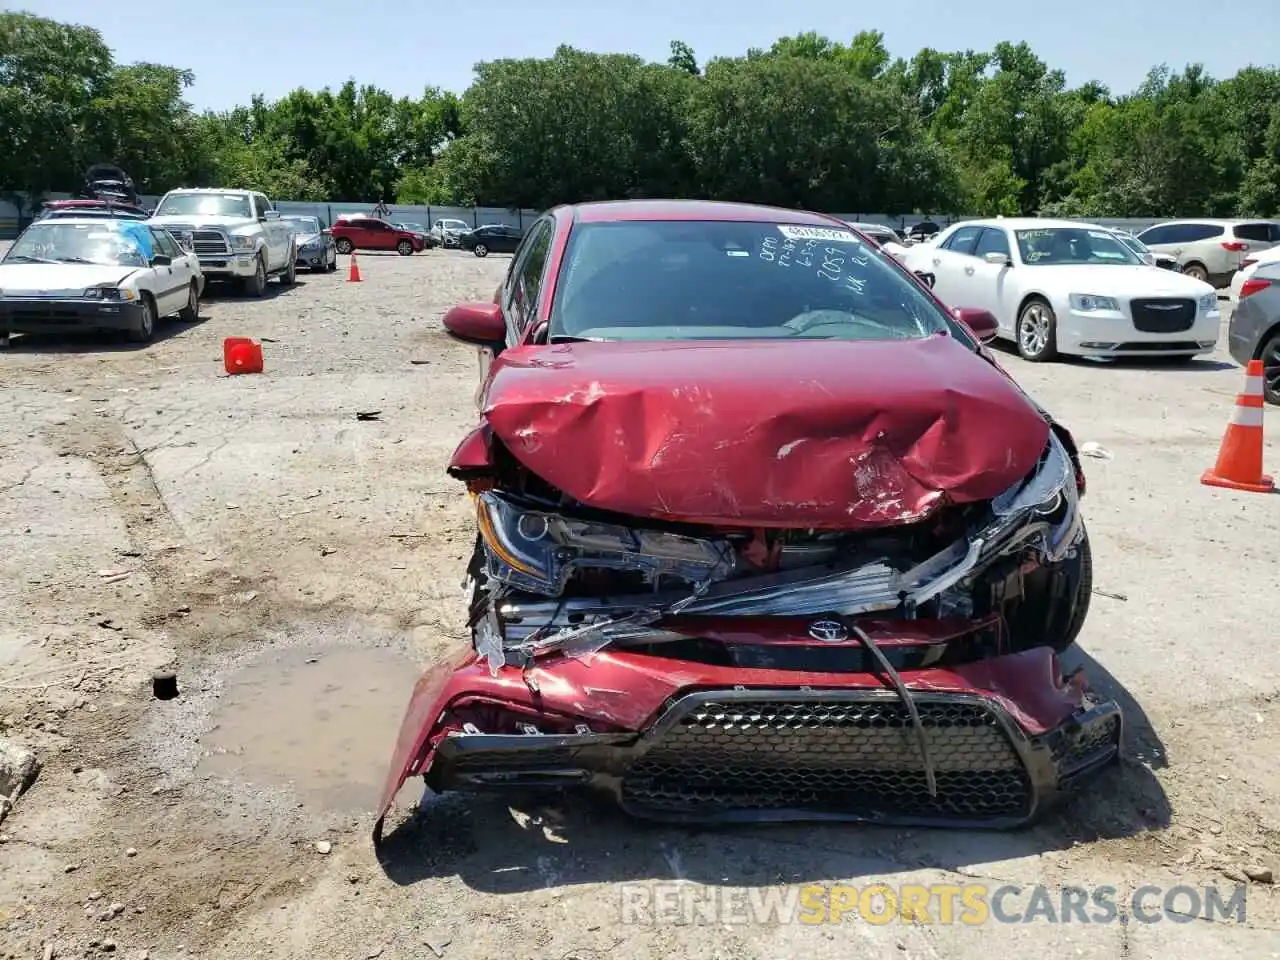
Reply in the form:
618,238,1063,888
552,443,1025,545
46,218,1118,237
23,216,159,228
569,199,847,226
946,217,1099,231
163,188,250,194
1144,218,1277,227
45,198,144,208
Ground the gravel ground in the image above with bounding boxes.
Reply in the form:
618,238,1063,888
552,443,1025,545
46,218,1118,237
0,246,1278,959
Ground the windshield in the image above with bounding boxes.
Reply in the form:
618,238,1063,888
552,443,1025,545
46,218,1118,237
1014,227,1142,266
549,220,951,343
5,224,151,268
282,216,321,235
155,193,251,219
4,221,151,267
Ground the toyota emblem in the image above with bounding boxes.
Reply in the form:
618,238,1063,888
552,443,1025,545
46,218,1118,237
808,619,849,642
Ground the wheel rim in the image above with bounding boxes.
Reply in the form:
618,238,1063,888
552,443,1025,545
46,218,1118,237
1263,338,1280,397
399,241,411,255
476,245,487,256
338,240,351,254
1185,265,1206,280
1019,304,1050,355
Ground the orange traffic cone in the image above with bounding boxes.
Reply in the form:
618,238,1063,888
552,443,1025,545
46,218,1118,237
223,337,264,375
348,252,362,283
1201,359,1274,493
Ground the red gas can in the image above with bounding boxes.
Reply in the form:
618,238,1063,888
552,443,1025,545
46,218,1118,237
223,337,264,375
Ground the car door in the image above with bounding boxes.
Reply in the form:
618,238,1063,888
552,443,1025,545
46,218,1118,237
926,224,984,307
467,218,553,410
966,227,1017,334
367,219,397,251
152,228,193,311
255,194,288,267
500,226,523,253
146,227,187,314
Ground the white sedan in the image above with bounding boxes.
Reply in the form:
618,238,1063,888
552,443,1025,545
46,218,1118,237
0,216,203,346
903,217,1221,362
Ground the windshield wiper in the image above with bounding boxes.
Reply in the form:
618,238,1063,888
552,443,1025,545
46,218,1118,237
548,334,599,344
4,255,58,264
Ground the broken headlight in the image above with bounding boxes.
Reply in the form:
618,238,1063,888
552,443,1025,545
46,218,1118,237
985,431,1082,563
476,491,736,596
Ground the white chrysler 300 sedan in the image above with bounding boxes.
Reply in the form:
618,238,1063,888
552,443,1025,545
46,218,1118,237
904,217,1221,362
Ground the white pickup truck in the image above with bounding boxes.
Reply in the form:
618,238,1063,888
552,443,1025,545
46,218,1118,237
148,188,296,296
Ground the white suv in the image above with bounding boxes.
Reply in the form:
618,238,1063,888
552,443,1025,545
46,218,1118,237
1136,219,1280,287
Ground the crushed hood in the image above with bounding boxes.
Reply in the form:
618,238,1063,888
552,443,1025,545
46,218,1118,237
481,334,1051,529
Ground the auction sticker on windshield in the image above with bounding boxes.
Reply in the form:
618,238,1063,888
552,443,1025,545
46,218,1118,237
777,225,863,243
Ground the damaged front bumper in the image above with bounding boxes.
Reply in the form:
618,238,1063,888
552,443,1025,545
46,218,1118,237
373,641,1121,842
373,430,1120,844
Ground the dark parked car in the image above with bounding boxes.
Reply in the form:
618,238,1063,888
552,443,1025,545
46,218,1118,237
373,200,1119,845
1227,261,1280,404
281,215,337,272
330,215,427,256
907,219,941,241
459,223,525,257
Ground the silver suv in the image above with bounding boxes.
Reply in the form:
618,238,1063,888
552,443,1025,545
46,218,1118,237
1136,219,1280,287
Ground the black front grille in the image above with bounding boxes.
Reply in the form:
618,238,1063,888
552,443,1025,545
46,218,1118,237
2,306,92,324
192,230,229,256
1130,298,1196,333
622,696,1031,821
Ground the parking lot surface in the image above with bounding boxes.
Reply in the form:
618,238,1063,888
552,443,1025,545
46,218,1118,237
1,248,1278,959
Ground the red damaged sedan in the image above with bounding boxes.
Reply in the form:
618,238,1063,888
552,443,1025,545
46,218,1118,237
374,200,1121,843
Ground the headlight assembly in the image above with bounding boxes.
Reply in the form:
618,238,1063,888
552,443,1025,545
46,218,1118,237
231,235,256,251
986,431,1082,563
82,287,135,301
1198,293,1218,311
476,492,735,597
1069,294,1120,312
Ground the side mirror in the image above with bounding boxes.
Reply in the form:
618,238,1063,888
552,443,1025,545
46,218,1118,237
1142,252,1155,266
983,251,1011,267
953,307,999,344
443,301,506,348
263,210,280,220
913,270,936,288
151,254,172,266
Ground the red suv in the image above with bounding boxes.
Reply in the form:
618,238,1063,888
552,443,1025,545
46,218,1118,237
330,215,427,256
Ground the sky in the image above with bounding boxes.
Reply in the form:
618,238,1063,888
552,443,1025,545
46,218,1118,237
20,0,1280,111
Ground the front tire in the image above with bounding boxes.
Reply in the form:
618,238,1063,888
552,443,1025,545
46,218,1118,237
241,255,267,298
279,249,297,285
1016,298,1059,362
127,295,157,343
473,243,489,258
178,282,199,322
327,249,338,272
1260,329,1280,406
397,239,414,257
335,238,354,255
1005,525,1093,655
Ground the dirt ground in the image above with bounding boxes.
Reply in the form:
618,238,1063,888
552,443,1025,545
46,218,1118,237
1,247,1278,960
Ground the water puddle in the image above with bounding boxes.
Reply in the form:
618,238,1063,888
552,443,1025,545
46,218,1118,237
198,645,420,812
